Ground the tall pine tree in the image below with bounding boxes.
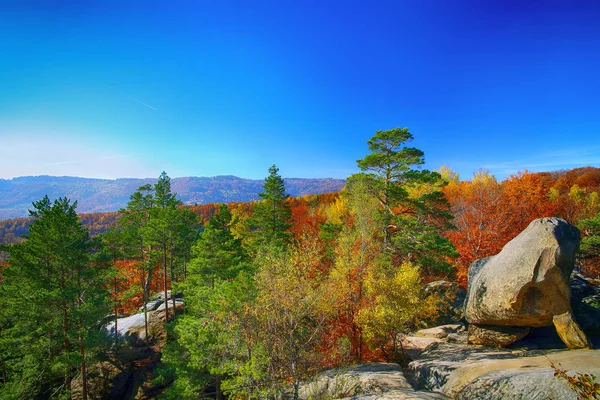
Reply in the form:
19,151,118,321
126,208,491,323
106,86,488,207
0,196,109,400
252,165,292,248
352,127,457,274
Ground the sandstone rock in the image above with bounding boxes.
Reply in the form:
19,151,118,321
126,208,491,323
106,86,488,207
409,342,600,399
157,289,183,301
424,281,466,325
553,311,592,348
464,218,590,347
467,324,530,347
300,363,412,399
301,363,449,400
71,360,132,400
139,298,164,312
414,324,463,339
571,272,600,335
401,336,444,360
156,299,184,311
343,389,450,399
105,301,183,342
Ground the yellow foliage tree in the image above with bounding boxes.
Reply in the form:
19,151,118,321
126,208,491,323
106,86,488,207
253,238,336,399
356,261,433,364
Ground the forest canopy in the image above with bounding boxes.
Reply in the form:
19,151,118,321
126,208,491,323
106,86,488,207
1,128,599,399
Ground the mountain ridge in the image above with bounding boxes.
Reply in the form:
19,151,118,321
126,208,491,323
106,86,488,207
0,175,346,219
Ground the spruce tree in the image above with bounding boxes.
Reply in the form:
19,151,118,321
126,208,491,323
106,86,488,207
252,165,292,247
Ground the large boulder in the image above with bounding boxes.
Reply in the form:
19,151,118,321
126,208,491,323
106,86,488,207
464,217,591,348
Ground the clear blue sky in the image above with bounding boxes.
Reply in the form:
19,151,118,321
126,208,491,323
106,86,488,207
1,1,599,181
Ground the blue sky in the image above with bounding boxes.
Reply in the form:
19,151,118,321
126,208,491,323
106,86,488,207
1,1,599,181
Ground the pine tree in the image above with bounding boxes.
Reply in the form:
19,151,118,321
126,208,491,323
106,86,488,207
352,128,457,273
252,165,292,247
0,196,109,399
187,204,248,290
119,184,154,341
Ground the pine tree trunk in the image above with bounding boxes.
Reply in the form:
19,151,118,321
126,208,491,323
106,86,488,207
170,253,176,314
143,268,149,342
144,245,151,342
163,245,169,323
114,276,119,347
62,305,71,392
80,335,88,400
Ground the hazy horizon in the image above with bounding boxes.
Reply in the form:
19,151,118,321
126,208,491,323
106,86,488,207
1,2,599,181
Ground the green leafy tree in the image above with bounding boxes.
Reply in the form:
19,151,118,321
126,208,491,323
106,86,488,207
252,165,293,248
0,196,109,400
578,212,600,276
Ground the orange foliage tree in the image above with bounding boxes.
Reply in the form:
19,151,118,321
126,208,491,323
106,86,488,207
443,170,504,286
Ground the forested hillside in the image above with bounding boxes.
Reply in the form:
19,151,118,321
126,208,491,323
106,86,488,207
0,175,346,219
1,128,599,399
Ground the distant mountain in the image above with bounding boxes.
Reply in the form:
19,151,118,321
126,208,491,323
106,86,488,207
0,175,346,220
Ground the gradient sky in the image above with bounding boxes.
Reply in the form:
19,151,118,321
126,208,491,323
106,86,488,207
1,1,599,181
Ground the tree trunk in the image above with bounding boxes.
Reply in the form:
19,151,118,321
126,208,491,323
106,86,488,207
170,253,176,313
62,305,71,392
293,380,299,400
215,375,223,400
143,268,149,342
163,245,169,323
80,335,88,400
114,276,119,347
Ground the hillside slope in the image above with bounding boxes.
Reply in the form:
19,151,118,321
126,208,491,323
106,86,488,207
0,175,346,219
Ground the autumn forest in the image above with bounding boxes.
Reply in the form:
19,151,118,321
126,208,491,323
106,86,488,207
1,128,599,399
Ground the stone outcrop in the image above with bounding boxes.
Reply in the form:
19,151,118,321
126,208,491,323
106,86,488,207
414,324,464,340
571,272,600,335
299,363,450,400
409,343,600,400
74,297,185,399
423,281,466,325
466,324,530,347
401,324,465,360
108,299,184,342
464,217,591,348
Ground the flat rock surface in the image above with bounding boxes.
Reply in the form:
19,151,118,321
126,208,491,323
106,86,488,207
414,324,462,339
402,337,444,360
343,388,450,399
105,313,147,339
410,342,600,400
300,363,448,400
